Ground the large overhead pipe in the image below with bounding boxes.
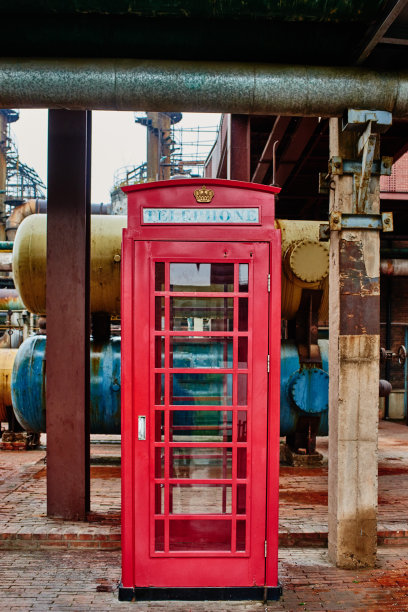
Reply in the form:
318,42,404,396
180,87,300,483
0,59,407,117
381,259,408,276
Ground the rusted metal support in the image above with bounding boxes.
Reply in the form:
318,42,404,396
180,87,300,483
328,111,384,568
227,114,251,181
46,110,91,520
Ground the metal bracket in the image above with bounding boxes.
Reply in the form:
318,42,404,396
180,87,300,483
329,109,393,214
329,211,393,232
328,156,392,177
342,109,392,133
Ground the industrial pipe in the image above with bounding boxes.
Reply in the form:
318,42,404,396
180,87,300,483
380,259,408,276
13,214,126,314
5,199,37,241
5,199,110,241
0,242,13,251
0,59,407,117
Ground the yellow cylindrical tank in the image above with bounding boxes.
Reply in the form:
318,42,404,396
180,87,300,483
276,220,329,321
0,349,17,422
12,214,127,315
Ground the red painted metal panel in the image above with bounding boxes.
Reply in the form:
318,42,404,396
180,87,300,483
266,230,281,587
121,179,280,591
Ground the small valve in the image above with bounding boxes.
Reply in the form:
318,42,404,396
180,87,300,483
380,345,407,366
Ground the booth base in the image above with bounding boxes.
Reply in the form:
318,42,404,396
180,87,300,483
118,584,282,602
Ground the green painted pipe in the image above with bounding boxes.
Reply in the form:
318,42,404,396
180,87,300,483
0,59,407,118
0,242,13,251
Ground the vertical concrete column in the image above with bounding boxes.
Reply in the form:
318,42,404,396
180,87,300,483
47,110,91,520
328,118,380,568
227,114,251,181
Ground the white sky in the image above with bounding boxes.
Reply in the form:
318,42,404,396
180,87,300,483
10,110,221,204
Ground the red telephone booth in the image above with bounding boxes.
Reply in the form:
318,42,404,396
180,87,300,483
120,179,281,602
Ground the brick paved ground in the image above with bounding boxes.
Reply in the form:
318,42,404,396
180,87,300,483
1,547,408,611
1,423,408,609
2,421,408,549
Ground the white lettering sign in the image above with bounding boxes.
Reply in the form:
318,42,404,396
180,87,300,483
143,208,259,224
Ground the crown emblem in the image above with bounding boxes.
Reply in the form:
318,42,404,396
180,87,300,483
193,185,215,203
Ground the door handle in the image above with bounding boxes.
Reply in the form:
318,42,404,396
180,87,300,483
138,416,146,440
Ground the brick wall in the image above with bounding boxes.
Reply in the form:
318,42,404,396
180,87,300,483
381,152,408,192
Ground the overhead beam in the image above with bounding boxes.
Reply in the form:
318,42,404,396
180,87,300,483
0,59,408,118
274,118,319,187
381,36,408,46
355,0,408,65
227,114,251,181
251,116,291,184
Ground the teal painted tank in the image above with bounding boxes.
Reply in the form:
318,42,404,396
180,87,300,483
11,336,329,436
280,339,329,437
11,335,121,434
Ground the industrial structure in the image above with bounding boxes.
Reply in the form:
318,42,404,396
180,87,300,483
0,0,408,602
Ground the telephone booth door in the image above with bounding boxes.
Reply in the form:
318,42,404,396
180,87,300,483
120,179,281,601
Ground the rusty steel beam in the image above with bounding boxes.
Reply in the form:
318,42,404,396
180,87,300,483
274,117,320,187
46,110,91,520
251,116,291,184
356,0,408,65
227,114,251,181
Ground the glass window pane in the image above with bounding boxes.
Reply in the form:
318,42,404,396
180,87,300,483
155,336,165,368
170,263,234,292
237,374,248,406
170,337,233,369
155,520,164,552
154,446,164,477
170,373,232,406
239,264,248,292
170,447,232,479
155,484,164,514
155,297,165,330
237,484,246,514
236,521,246,551
155,262,165,291
169,410,232,442
238,337,248,369
155,411,164,442
237,411,247,442
170,485,232,514
238,298,248,331
237,448,247,479
155,374,165,405
170,297,233,331
169,519,231,551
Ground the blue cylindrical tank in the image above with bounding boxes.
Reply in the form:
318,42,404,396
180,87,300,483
280,339,329,436
11,335,121,434
12,336,329,437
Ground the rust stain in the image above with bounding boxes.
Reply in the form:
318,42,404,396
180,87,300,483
90,466,120,479
33,467,46,479
280,467,327,477
339,240,380,336
339,240,379,296
279,490,328,506
33,466,120,479
378,466,408,476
